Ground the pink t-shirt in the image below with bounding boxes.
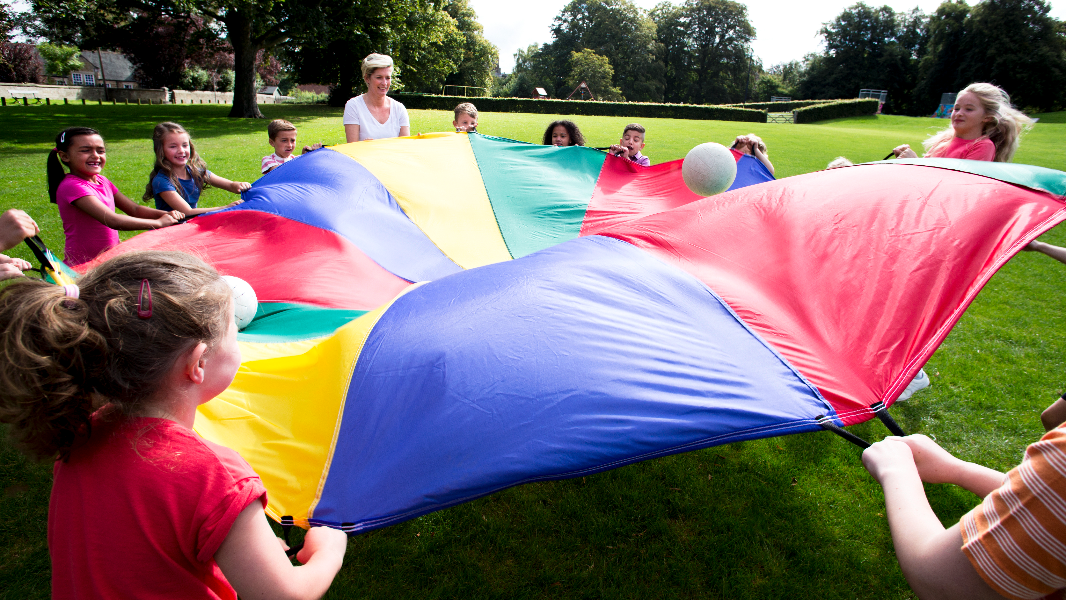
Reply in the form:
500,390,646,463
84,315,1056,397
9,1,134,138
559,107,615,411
927,136,996,161
49,414,267,600
55,173,121,266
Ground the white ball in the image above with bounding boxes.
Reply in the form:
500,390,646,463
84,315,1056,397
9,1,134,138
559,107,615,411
682,142,737,197
222,275,258,331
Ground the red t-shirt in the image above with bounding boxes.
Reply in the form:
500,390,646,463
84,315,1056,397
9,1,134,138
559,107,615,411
927,136,996,161
49,415,266,599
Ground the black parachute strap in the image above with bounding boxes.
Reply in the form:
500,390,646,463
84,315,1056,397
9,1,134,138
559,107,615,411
870,401,906,437
816,415,870,449
280,516,304,558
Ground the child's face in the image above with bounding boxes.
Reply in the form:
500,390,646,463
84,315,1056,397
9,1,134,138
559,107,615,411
201,299,242,405
270,130,298,158
951,91,992,139
551,125,571,146
619,130,645,157
163,132,191,168
61,134,106,179
454,113,478,132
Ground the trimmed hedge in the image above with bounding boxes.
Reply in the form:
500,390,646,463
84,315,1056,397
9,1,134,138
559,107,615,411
720,99,838,112
391,93,767,123
793,99,880,123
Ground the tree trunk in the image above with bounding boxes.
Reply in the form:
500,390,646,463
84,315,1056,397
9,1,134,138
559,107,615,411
226,9,262,119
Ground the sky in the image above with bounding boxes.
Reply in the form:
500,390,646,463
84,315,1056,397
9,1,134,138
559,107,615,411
469,0,1066,73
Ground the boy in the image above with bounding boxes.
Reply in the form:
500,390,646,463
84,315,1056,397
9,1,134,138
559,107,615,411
453,103,478,133
261,119,322,174
609,123,650,166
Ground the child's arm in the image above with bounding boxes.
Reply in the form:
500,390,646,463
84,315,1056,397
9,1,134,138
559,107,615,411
1025,240,1066,266
155,191,224,217
893,144,919,159
73,195,181,230
206,173,251,194
215,503,348,600
0,209,38,251
301,143,323,154
0,254,32,281
862,439,1004,600
114,190,183,221
752,146,774,175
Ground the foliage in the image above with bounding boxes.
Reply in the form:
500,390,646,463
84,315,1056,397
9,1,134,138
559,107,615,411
393,92,765,121
492,43,556,98
792,98,880,123
442,0,499,91
0,42,44,83
35,42,82,77
566,48,623,101
721,99,837,111
179,65,211,90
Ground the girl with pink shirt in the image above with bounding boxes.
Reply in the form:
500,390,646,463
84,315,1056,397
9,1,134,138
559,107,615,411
47,127,184,266
893,82,1032,163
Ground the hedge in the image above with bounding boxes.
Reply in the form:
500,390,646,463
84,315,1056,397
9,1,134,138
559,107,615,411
391,93,767,123
793,99,880,123
720,99,838,112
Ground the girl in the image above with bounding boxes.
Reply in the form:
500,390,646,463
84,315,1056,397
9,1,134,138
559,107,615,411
893,82,1032,163
542,120,586,147
0,251,348,599
144,122,250,216
731,133,775,176
48,127,184,266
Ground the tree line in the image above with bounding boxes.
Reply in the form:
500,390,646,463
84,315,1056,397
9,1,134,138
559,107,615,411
2,0,1064,117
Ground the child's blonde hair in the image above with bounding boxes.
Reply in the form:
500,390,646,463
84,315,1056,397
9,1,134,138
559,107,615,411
142,122,209,202
0,251,231,461
268,119,297,140
454,102,478,120
923,82,1033,163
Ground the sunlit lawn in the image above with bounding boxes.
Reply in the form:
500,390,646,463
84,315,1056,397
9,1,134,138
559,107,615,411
1,103,1065,599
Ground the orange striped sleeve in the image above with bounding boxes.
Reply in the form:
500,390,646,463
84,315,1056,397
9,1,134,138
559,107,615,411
962,427,1066,600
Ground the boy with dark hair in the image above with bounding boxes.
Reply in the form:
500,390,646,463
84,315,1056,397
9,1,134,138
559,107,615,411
453,103,478,133
261,119,322,174
608,123,650,166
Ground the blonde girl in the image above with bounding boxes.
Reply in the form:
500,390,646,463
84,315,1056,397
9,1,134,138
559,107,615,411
894,83,1032,163
0,251,347,599
48,126,183,266
143,122,250,216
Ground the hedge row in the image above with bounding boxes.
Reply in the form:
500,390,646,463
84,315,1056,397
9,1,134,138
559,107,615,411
720,99,837,112
392,93,767,123
793,98,881,123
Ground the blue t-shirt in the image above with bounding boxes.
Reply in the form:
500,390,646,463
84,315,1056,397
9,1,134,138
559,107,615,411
152,166,212,211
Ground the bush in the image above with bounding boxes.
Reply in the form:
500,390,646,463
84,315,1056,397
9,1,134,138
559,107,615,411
792,99,880,123
720,100,838,112
291,89,328,104
391,94,766,122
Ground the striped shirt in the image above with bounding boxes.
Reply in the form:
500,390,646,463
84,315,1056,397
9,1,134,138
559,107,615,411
962,426,1066,600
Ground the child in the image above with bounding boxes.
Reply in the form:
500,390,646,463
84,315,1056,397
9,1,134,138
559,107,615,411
453,102,478,133
48,127,184,267
608,123,650,166
731,133,775,175
261,119,323,174
542,120,586,147
0,250,348,598
143,122,251,216
893,82,1032,163
863,424,1066,599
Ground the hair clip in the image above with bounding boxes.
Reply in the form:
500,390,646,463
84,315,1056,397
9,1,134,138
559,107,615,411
52,147,58,153
137,279,152,319
60,131,65,143
62,284,79,299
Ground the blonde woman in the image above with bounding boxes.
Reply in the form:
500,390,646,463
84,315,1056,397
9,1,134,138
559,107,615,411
343,53,411,142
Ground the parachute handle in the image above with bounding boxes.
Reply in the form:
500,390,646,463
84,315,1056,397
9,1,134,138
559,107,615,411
280,516,304,559
816,415,871,449
870,401,907,436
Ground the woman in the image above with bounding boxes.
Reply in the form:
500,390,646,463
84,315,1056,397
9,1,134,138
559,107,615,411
343,54,411,142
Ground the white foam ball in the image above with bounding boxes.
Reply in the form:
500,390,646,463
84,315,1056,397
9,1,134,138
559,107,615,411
682,142,737,197
222,275,258,331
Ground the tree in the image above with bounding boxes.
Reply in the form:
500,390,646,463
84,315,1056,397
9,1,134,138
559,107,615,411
914,1,970,108
492,43,555,97
442,0,499,93
567,48,623,100
36,42,83,78
0,1,44,83
548,0,663,101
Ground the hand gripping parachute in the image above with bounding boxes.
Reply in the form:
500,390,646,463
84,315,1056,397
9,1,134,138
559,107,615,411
82,133,1066,532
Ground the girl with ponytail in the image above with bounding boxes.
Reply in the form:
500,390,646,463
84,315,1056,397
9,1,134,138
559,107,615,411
0,251,348,598
47,127,184,266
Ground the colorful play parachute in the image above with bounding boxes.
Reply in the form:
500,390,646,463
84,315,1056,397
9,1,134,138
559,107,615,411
82,133,1066,532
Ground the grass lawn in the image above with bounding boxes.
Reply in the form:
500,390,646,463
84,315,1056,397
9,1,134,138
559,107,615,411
1,103,1065,599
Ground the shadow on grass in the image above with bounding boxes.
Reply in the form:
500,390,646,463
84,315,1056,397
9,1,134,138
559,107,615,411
0,104,342,152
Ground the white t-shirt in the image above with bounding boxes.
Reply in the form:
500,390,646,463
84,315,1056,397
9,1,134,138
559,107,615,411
342,95,410,141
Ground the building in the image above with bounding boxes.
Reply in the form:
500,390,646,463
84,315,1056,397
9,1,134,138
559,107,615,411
51,50,139,89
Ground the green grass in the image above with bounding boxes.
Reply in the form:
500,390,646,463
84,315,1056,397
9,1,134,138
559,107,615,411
1,104,1065,599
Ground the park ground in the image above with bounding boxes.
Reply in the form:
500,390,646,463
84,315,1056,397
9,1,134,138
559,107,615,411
1,104,1065,599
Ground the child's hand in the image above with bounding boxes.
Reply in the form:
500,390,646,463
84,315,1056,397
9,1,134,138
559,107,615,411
861,437,917,485
0,209,39,252
225,199,244,208
896,434,964,483
609,143,628,157
0,254,31,281
295,526,348,565
155,212,183,228
301,143,323,154
231,181,251,193
893,144,918,159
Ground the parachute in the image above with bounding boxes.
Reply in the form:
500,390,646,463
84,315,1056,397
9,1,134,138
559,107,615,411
82,133,1066,532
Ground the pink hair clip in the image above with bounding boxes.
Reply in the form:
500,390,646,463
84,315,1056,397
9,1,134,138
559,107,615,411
62,284,79,299
137,279,152,319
